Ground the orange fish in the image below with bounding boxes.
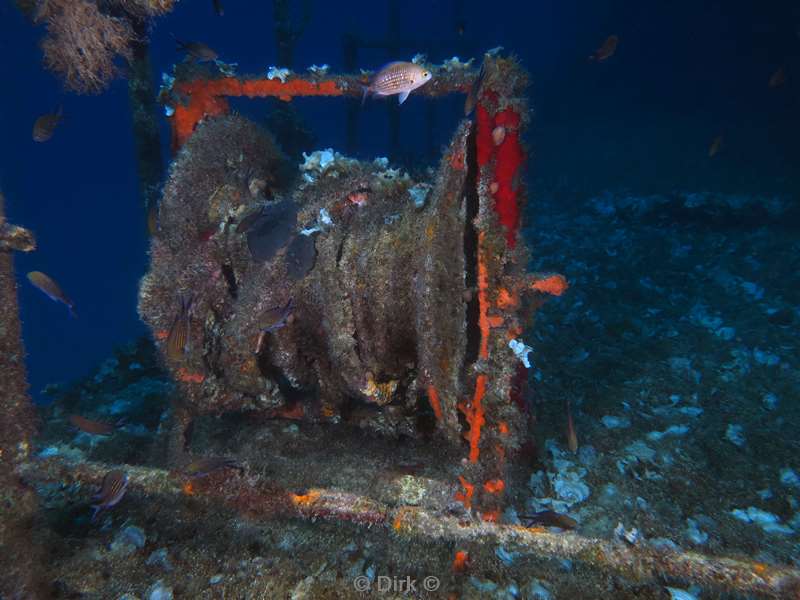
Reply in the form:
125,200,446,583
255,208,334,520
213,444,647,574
33,107,63,142
589,35,619,62
769,66,785,88
566,400,578,453
708,135,723,158
69,414,116,436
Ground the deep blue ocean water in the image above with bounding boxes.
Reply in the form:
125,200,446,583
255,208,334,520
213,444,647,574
1,1,798,398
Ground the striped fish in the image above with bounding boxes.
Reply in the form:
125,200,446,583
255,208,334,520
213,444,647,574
91,470,129,521
166,295,193,361
363,61,432,105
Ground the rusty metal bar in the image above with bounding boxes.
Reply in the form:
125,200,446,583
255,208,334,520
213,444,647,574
19,457,800,599
0,190,45,599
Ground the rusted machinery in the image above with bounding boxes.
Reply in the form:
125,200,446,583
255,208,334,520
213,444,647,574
140,56,567,518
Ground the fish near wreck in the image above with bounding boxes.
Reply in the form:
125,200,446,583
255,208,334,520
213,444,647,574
589,35,619,62
165,295,193,362
33,107,62,142
183,456,242,478
91,470,129,521
362,61,433,105
174,36,218,62
27,271,76,317
69,414,118,436
246,199,298,262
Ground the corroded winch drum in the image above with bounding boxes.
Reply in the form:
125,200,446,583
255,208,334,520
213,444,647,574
139,57,564,515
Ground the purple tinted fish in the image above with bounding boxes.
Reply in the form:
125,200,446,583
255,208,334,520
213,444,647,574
91,469,129,522
259,297,294,333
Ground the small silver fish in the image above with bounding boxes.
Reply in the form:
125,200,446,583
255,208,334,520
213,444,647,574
91,470,129,521
363,61,432,105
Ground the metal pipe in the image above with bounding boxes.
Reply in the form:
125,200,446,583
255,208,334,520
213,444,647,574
20,457,800,599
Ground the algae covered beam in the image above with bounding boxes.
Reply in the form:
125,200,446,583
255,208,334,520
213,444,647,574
0,190,45,599
20,457,800,599
167,67,476,147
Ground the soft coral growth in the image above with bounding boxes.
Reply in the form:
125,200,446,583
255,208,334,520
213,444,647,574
37,0,134,93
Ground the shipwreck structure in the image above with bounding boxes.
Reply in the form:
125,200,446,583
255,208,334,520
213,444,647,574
139,56,567,518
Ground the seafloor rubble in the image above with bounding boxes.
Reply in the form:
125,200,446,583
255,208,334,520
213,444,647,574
25,185,800,599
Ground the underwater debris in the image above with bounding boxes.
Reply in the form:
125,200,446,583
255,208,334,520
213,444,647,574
731,506,794,535
508,339,533,368
138,57,564,519
614,522,641,545
307,64,330,75
666,587,699,600
442,56,474,70
725,423,746,447
266,66,291,83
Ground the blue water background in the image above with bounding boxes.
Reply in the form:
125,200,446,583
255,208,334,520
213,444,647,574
0,0,797,401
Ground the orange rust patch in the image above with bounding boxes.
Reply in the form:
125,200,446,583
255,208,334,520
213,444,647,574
393,513,404,531
506,325,523,340
291,490,321,506
427,385,443,421
481,510,500,522
496,287,519,310
487,314,504,328
452,550,469,573
477,232,490,359
182,481,195,495
498,421,509,435
321,404,336,418
483,479,505,494
530,274,569,296
154,330,169,341
176,368,205,384
277,404,305,420
459,374,487,463
172,77,344,147
753,563,767,575
454,476,474,509
449,149,465,170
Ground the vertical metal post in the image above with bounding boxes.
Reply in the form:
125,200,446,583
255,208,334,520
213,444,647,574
0,191,44,598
